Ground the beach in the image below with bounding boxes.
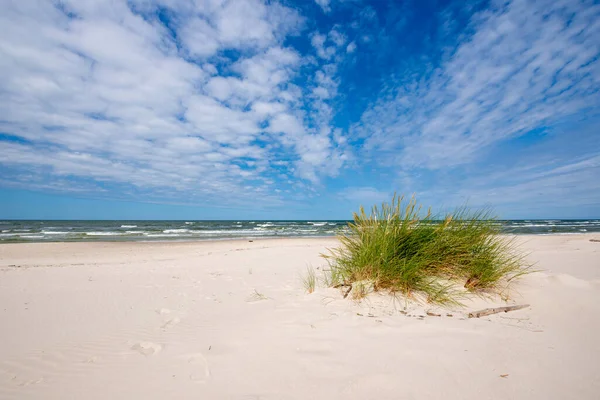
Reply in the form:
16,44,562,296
1,235,599,399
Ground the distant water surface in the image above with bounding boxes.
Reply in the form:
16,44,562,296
0,220,598,243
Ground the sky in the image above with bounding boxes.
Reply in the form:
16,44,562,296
1,0,599,220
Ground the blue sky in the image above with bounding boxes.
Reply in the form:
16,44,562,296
1,0,599,220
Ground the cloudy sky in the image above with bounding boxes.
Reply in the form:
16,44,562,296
1,0,599,219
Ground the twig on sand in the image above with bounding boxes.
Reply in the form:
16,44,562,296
468,304,530,318
333,283,350,288
332,283,353,298
343,285,353,299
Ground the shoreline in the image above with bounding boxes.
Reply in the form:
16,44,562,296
0,231,598,246
0,235,339,246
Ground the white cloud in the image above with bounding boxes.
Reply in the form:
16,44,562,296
416,153,600,218
353,0,600,169
267,113,305,137
180,18,220,58
346,41,356,53
311,33,335,60
315,0,331,13
251,101,287,116
172,0,304,59
0,0,347,205
328,28,346,47
310,28,348,60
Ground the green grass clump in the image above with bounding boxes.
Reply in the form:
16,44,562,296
322,194,529,305
302,266,316,294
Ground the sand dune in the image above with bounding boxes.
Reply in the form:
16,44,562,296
0,235,599,399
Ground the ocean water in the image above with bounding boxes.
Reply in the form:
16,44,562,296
0,220,598,243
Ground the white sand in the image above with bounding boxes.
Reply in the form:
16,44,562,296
0,235,599,399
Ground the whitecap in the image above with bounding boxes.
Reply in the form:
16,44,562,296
41,231,70,235
163,229,190,233
84,231,126,236
518,224,557,228
121,225,137,228
144,233,183,237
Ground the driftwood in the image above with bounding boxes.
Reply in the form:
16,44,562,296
468,304,530,318
590,239,600,243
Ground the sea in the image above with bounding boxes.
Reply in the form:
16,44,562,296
0,220,598,243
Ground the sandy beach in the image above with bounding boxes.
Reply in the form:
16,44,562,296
1,235,599,399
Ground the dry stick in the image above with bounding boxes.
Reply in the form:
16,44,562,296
343,285,353,299
332,283,353,298
468,304,530,318
333,282,350,289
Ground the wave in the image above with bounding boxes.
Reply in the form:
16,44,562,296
197,229,264,235
510,224,558,228
508,222,598,228
84,231,128,236
2,219,598,243
538,232,583,235
144,233,185,237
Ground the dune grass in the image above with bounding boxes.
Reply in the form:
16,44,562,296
302,266,317,294
249,289,268,301
322,194,530,305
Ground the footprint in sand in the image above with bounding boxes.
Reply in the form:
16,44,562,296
182,352,211,383
156,307,181,330
161,317,181,330
131,342,162,356
16,377,45,387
